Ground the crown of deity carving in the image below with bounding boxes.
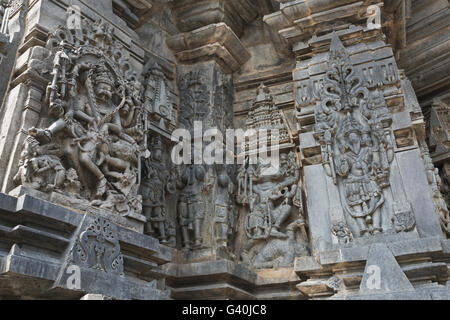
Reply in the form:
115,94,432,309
150,62,165,78
92,61,115,87
25,135,41,150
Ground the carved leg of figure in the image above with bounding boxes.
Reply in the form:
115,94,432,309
193,218,202,248
62,140,91,198
143,205,154,236
241,239,257,265
181,226,191,249
190,201,204,248
356,217,369,237
215,222,228,248
271,205,291,238
53,169,65,189
105,155,129,172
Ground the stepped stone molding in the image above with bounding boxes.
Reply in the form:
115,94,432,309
0,0,448,301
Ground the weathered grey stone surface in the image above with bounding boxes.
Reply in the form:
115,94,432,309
0,0,448,300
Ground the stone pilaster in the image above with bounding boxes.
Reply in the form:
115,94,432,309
167,0,249,262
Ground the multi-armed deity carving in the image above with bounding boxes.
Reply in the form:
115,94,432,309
237,150,308,269
13,18,147,217
313,34,402,238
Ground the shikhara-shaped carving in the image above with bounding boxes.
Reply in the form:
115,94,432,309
13,17,146,216
245,83,290,149
314,34,395,237
73,218,124,276
237,151,309,269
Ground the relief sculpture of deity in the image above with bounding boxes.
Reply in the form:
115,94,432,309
13,19,147,216
140,135,176,244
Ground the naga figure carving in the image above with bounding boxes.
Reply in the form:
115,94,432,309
314,34,397,237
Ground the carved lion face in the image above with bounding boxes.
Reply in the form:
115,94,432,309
95,83,113,103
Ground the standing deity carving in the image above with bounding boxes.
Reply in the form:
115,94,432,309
313,34,400,237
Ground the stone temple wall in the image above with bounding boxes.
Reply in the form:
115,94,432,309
0,0,448,300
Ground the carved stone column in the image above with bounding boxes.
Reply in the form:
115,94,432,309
167,0,251,261
265,0,447,300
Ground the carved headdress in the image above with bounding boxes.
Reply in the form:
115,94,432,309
91,60,115,87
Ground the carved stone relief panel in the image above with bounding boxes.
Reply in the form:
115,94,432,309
10,17,147,224
73,217,125,276
236,149,309,269
174,62,236,258
140,134,177,246
312,33,404,238
297,28,445,253
142,62,177,133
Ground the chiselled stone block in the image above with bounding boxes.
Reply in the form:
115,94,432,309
0,0,448,302
167,23,250,73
